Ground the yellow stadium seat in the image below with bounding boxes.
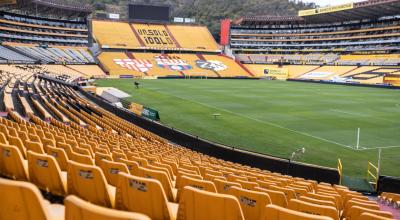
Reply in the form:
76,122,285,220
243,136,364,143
270,185,297,201
0,144,28,180
177,175,217,201
288,199,339,220
137,166,177,202
212,178,242,194
65,195,150,220
346,205,393,220
343,199,380,217
45,145,69,171
306,192,340,210
116,173,178,220
94,152,113,166
177,186,244,220
255,187,288,207
358,212,394,220
0,132,7,144
298,196,336,209
117,158,140,176
25,140,45,154
7,135,27,158
98,159,129,186
27,151,67,196
0,177,64,220
226,186,271,220
67,160,115,208
69,151,94,165
261,204,333,220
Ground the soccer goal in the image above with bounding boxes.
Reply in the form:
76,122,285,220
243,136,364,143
184,73,208,79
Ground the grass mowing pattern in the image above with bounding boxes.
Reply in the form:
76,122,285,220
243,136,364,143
95,79,400,177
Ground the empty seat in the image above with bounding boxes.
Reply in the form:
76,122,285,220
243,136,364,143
261,204,333,220
177,186,244,220
137,166,177,202
27,151,67,196
0,177,64,220
255,187,288,207
116,172,178,220
45,145,69,171
67,160,115,208
298,196,336,209
213,178,242,194
226,186,271,220
0,144,28,180
358,212,394,220
288,199,339,220
346,205,393,220
65,195,150,220
177,175,217,201
98,159,129,186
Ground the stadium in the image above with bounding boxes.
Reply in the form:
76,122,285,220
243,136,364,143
0,0,400,219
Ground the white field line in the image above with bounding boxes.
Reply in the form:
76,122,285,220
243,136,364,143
150,89,356,150
357,145,400,151
330,109,368,117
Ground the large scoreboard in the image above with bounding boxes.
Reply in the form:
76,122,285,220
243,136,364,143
128,4,170,23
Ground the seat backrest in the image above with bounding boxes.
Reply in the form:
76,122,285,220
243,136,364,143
27,151,66,196
65,195,150,220
0,177,52,220
255,187,288,207
288,199,339,220
306,192,339,210
45,145,69,171
0,144,28,180
358,212,394,220
261,204,333,220
118,158,140,176
116,173,175,220
177,175,217,201
69,151,94,165
347,205,393,220
298,196,336,209
25,140,45,154
137,166,175,202
177,186,244,220
226,186,271,220
7,135,26,158
175,171,202,188
212,178,242,194
343,199,380,217
270,185,297,201
67,160,113,208
98,159,129,186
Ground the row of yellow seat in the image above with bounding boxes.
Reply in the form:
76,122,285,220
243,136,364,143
0,72,396,219
92,20,219,51
378,192,400,208
98,52,252,77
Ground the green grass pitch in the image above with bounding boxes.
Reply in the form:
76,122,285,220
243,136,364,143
95,79,400,177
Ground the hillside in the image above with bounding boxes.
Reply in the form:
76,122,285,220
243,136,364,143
86,0,314,38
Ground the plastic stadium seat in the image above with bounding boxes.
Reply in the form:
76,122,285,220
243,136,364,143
177,175,217,201
177,186,244,220
0,132,7,144
98,159,129,186
226,186,272,220
25,140,45,154
270,185,297,201
298,196,337,209
94,152,113,166
288,199,339,220
0,177,64,220
306,192,340,210
346,205,393,220
261,204,333,220
255,187,288,207
45,145,69,171
343,199,380,217
358,212,394,220
27,151,67,196
65,195,150,220
69,151,94,165
213,178,242,194
137,166,177,202
116,173,178,220
67,160,115,208
117,158,140,175
0,144,28,180
7,135,27,158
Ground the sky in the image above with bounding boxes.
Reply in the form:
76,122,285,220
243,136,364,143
304,0,364,6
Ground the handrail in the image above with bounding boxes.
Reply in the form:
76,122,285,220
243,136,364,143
338,158,343,185
367,161,379,190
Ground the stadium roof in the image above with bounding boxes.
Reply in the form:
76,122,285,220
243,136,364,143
236,0,400,25
16,0,93,16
